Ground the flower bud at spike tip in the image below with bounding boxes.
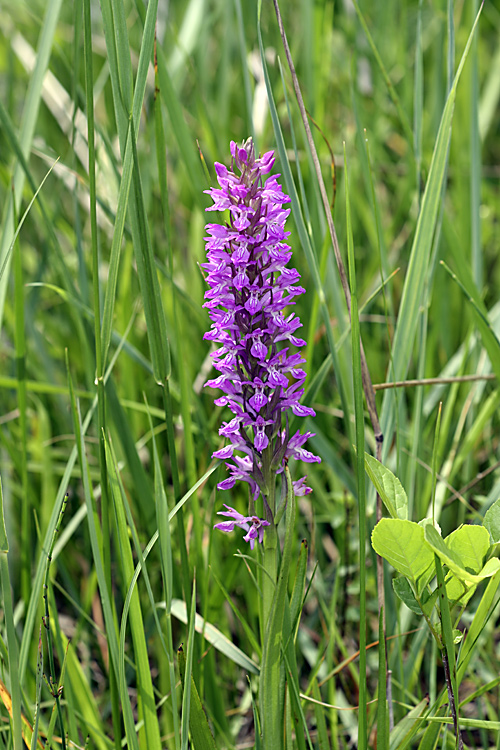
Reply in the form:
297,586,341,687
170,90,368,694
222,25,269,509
203,139,320,546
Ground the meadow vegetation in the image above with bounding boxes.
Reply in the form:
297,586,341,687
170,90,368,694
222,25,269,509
1,0,500,748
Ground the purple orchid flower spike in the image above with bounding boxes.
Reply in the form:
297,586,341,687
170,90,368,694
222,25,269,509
214,505,271,550
203,138,320,548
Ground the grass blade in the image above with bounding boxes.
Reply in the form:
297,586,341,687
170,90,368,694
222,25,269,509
380,6,483,455
344,146,368,748
0,0,63,328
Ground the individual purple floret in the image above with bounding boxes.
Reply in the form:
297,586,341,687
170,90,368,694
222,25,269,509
204,138,320,545
214,505,271,550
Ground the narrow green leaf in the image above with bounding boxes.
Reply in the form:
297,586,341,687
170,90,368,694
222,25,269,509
56,630,110,750
150,406,180,749
440,259,500,381
155,47,207,209
345,145,367,749
426,717,500,731
311,679,331,750
260,466,296,748
389,697,429,750
100,123,134,371
434,555,460,738
457,570,500,683
0,480,22,750
289,539,308,636
105,437,162,750
392,577,423,616
170,599,259,675
377,606,389,750
257,0,354,451
129,120,171,383
30,630,43,750
181,581,197,750
351,0,414,148
177,645,217,750
381,6,483,453
101,0,160,371
364,454,408,520
416,711,443,750
0,479,7,553
210,570,261,659
281,637,313,750
0,0,63,329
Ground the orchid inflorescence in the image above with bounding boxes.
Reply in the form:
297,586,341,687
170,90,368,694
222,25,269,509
203,138,320,546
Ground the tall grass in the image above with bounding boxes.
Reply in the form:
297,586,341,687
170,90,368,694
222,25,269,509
1,1,500,748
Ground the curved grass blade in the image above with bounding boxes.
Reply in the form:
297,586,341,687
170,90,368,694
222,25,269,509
0,0,63,329
345,146,368,748
351,0,413,149
178,640,217,750
100,0,160,371
440,259,500,381
104,435,162,750
257,0,354,451
0,480,23,750
170,599,259,675
380,6,483,456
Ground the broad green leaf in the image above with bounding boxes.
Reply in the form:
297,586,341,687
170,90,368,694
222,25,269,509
372,519,434,583
394,565,437,614
424,525,500,583
484,498,500,543
170,599,259,675
445,572,476,607
365,454,408,519
392,577,423,615
445,524,489,574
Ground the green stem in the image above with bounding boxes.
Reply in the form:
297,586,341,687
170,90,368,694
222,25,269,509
162,383,191,608
262,522,278,638
43,493,69,750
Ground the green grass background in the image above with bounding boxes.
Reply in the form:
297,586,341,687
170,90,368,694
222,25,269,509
1,0,500,747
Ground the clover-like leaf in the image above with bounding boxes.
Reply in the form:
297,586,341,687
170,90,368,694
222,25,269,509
484,498,500,543
372,519,434,583
424,524,500,584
